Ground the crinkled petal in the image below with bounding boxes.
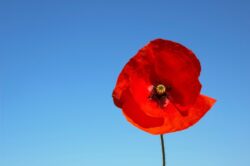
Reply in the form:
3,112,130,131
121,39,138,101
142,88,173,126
112,49,153,108
121,89,164,129
143,94,216,135
128,75,168,118
146,39,201,106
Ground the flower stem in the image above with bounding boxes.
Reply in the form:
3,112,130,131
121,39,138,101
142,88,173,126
160,134,166,166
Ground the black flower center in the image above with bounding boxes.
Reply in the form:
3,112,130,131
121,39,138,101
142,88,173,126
149,84,171,107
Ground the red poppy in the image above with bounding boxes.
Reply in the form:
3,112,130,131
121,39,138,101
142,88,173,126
112,39,216,135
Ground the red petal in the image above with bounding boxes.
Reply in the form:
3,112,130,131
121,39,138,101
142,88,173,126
121,88,164,129
112,60,133,108
112,49,153,108
146,39,202,106
145,94,216,135
173,94,216,130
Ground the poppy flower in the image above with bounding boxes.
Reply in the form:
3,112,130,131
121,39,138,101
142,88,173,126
112,38,216,135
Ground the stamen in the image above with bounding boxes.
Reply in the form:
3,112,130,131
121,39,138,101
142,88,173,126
156,84,166,95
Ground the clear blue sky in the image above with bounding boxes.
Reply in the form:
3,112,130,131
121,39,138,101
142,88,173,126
0,0,250,166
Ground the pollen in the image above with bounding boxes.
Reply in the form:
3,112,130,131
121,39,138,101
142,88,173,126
156,84,166,95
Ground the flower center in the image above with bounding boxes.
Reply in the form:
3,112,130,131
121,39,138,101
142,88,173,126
148,84,169,108
156,84,166,95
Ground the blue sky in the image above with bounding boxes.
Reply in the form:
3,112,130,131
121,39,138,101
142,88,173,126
0,0,250,166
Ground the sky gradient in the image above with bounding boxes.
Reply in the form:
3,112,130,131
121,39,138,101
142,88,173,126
1,0,250,166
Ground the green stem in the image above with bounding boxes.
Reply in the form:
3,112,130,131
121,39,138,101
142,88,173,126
160,134,166,166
